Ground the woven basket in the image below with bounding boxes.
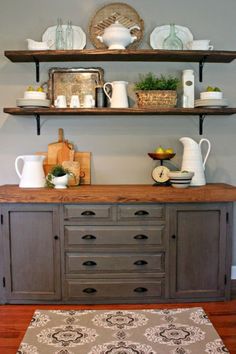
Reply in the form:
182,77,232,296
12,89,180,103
136,90,177,108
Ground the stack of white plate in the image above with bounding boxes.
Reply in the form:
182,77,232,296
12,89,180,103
194,98,228,108
168,171,194,189
16,98,50,108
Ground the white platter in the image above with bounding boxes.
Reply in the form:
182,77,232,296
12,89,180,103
16,98,51,108
194,98,228,108
42,25,86,50
150,24,193,50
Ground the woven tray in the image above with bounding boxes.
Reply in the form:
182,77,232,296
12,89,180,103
89,2,144,49
136,90,177,108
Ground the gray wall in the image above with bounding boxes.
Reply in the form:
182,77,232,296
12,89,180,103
0,0,236,264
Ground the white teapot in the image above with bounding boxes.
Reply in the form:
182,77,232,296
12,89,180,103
97,21,140,49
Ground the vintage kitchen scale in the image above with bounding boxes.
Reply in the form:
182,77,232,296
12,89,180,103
148,152,176,186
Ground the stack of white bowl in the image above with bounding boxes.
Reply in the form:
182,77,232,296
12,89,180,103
168,171,194,188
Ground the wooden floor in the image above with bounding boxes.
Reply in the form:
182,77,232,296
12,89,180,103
0,301,236,354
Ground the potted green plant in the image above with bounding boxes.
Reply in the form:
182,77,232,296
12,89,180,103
200,86,223,100
46,165,72,189
135,73,180,108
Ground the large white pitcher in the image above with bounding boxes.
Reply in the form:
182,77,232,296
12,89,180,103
180,137,211,186
15,155,46,188
103,81,129,108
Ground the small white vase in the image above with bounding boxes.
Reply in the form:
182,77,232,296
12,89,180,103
52,174,68,189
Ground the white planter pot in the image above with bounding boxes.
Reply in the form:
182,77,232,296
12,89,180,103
52,174,68,189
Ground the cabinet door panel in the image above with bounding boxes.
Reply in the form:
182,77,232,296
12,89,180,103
169,204,228,299
3,205,61,301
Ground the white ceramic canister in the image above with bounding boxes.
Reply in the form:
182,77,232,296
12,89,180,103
182,69,195,108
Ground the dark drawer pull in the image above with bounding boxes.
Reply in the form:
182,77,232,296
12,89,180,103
81,210,96,216
82,234,96,240
82,261,97,266
134,210,149,216
134,287,148,293
83,288,97,294
134,260,148,266
134,234,148,240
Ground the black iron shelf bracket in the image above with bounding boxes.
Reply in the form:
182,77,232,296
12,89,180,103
33,57,40,82
34,114,41,135
199,114,206,135
199,56,207,82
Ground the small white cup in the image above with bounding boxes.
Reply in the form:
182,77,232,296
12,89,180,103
83,94,95,108
70,95,80,108
54,95,67,108
187,40,213,50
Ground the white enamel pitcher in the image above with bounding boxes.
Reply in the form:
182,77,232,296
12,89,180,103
180,137,211,186
15,155,46,188
103,81,129,108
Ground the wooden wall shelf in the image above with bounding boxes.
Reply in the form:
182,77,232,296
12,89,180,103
4,107,236,136
5,49,236,63
5,49,236,82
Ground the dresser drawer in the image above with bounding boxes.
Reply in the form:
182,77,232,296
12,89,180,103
117,205,164,221
64,225,165,247
64,204,114,221
65,252,164,274
65,278,164,301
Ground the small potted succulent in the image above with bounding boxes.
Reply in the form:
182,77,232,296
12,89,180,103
46,165,72,189
200,86,223,100
135,73,180,108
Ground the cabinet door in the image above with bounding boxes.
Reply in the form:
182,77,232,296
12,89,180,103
2,204,61,301
168,203,231,300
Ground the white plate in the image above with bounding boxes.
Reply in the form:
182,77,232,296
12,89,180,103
16,98,51,108
150,25,193,49
194,98,228,108
42,25,86,49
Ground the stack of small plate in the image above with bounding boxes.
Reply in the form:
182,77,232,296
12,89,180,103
168,171,194,188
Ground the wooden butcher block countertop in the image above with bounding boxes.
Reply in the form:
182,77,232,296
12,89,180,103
0,184,236,203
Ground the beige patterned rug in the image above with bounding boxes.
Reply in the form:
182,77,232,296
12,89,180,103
17,308,229,354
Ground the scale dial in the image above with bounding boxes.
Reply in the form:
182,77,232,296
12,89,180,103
152,165,170,183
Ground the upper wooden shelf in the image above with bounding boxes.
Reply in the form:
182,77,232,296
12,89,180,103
4,49,236,63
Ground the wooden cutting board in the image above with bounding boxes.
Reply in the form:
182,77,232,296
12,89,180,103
48,128,73,165
36,151,91,185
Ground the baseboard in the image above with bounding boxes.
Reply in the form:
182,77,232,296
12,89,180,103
231,279,236,299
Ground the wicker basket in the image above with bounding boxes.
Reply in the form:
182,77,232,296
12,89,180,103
136,90,177,108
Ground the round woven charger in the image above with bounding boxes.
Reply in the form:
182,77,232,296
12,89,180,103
89,2,144,49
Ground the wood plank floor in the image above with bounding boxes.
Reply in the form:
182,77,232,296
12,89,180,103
0,301,236,354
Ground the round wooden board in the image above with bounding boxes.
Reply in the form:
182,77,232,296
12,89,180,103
88,2,144,49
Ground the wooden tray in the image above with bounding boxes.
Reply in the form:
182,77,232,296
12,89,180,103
36,151,91,185
89,2,144,49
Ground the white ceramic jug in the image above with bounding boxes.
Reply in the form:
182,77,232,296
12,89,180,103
15,155,46,188
103,81,129,108
180,137,211,186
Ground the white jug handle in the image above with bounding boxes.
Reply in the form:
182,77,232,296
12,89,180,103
199,139,211,170
103,82,112,102
15,156,24,179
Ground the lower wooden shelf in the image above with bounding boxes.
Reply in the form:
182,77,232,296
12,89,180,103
3,107,236,135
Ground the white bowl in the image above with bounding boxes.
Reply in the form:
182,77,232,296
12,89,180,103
168,171,194,179
24,91,46,100
168,170,194,188
200,91,223,100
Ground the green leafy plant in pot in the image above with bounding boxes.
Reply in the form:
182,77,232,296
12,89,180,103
46,165,73,189
135,73,180,108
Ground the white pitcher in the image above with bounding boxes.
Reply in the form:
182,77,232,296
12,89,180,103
180,137,211,186
15,155,46,188
103,81,129,108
